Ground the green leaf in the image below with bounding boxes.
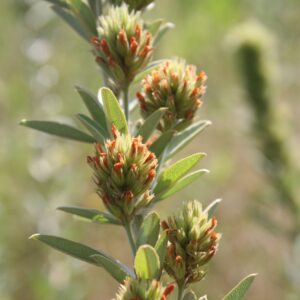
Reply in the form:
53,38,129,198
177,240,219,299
154,231,168,270
57,206,121,225
154,153,206,195
99,87,128,135
183,291,197,300
75,85,108,136
153,22,175,46
204,198,222,219
157,169,209,201
167,120,211,158
149,130,174,158
20,119,95,143
52,5,90,41
29,234,133,282
68,0,97,36
91,254,135,283
87,0,102,17
133,60,166,84
136,212,160,248
134,245,160,280
137,108,167,142
222,274,257,300
45,0,70,8
77,114,105,143
145,19,164,37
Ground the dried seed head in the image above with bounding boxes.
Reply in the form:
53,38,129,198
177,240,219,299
164,200,220,284
138,58,207,132
88,126,158,220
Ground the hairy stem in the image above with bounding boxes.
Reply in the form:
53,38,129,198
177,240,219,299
123,86,129,123
124,220,136,256
177,282,185,300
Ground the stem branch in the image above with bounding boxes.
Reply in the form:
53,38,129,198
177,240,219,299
177,282,185,300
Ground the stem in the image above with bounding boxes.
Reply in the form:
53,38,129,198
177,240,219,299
124,220,136,256
123,86,129,123
177,282,185,300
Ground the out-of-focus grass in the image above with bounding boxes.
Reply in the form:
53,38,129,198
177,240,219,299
0,0,299,299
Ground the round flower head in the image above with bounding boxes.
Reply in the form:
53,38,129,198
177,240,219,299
87,125,157,221
91,5,153,88
110,0,155,11
137,59,207,132
162,200,220,285
115,278,174,300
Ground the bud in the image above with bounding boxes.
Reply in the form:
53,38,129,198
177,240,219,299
137,59,207,132
91,5,154,88
115,278,174,300
164,200,220,284
87,126,158,221
109,0,155,11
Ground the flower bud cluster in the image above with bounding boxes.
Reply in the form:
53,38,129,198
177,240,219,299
110,0,155,11
115,278,174,300
137,59,207,132
87,126,157,220
163,200,220,284
91,5,153,88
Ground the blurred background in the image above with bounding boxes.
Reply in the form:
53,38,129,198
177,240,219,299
0,0,299,299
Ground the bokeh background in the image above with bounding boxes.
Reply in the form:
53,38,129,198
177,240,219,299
1,0,300,299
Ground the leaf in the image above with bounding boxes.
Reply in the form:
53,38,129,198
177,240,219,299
136,212,160,248
222,274,257,300
68,0,97,36
51,5,90,41
145,19,164,37
154,231,168,269
57,206,121,225
20,119,95,143
149,130,174,158
75,85,108,136
167,120,211,158
91,254,135,283
99,87,128,135
153,22,175,46
88,0,102,17
137,108,167,142
77,114,105,143
134,245,160,280
183,291,197,300
157,169,209,201
133,60,166,84
154,153,206,195
204,198,222,219
45,0,70,8
29,234,133,282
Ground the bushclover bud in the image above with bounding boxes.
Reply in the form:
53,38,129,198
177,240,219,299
87,125,158,221
110,0,155,11
164,200,220,285
91,5,154,88
137,59,207,132
115,278,175,300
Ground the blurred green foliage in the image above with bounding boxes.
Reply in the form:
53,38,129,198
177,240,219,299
0,0,299,299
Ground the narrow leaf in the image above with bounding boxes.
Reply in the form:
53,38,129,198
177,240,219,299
145,19,164,37
154,153,206,194
183,291,197,300
149,130,174,158
153,22,175,46
136,212,160,248
157,169,209,201
137,108,167,142
167,120,211,158
91,254,135,283
20,119,95,143
99,87,128,135
204,198,222,219
75,85,108,136
77,114,105,143
57,206,121,225
154,231,168,269
223,274,257,300
29,234,133,282
51,5,90,41
134,245,160,280
45,0,70,8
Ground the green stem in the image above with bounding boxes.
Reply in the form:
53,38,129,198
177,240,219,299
123,86,129,122
177,282,185,300
124,220,136,256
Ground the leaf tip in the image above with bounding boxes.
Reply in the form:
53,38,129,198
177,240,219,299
29,233,40,240
19,119,27,126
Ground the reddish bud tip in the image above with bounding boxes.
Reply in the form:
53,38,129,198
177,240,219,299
130,37,138,54
114,162,123,175
197,71,207,81
90,36,100,45
161,220,169,230
145,152,155,163
118,29,127,46
163,284,175,297
100,39,110,56
135,24,141,39
211,231,218,241
111,124,119,139
175,255,183,264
